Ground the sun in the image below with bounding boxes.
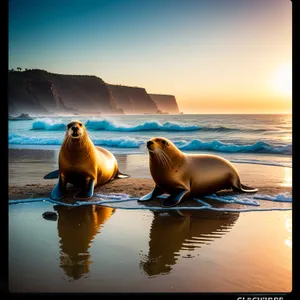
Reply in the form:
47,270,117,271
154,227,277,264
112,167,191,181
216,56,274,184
272,64,292,98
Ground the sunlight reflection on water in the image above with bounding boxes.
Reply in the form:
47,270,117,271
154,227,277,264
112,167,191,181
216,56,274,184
281,167,292,187
284,215,292,249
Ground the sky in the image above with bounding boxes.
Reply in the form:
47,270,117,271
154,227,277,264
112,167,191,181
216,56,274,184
8,0,292,114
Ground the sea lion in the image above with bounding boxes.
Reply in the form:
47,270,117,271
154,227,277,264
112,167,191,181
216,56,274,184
138,137,258,207
44,120,129,200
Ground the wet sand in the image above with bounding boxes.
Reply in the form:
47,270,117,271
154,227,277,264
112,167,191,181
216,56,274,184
8,148,293,293
9,148,292,199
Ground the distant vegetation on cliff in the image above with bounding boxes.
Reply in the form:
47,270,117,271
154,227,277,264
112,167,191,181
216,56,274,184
8,69,181,116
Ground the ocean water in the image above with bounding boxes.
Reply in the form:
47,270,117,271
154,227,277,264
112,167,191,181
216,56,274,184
8,114,292,168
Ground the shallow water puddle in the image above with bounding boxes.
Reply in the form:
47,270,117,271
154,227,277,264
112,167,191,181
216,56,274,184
9,198,292,293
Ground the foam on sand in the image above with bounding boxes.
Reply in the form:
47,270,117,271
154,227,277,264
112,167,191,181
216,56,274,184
9,192,292,213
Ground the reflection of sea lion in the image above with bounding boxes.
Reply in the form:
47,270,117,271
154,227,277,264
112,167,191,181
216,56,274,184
55,205,115,280
140,210,239,276
138,137,258,207
45,120,129,200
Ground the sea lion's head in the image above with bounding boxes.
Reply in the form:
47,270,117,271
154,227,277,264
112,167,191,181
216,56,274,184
146,137,181,167
66,120,86,139
146,137,170,151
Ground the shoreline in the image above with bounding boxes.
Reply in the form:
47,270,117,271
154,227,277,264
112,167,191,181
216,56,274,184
8,147,292,293
9,148,292,211
8,178,292,212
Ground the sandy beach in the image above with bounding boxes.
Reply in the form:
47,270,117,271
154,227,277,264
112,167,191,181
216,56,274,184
9,148,292,199
8,148,292,293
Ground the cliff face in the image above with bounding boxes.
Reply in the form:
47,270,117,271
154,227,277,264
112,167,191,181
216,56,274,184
8,69,178,116
8,70,121,115
108,85,134,114
149,94,180,114
108,85,158,114
9,72,54,115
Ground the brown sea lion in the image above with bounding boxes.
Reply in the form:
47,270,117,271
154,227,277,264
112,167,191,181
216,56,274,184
138,137,258,207
44,120,129,200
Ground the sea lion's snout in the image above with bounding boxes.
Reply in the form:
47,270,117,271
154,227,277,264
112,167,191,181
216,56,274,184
147,140,154,149
71,126,79,137
70,125,80,138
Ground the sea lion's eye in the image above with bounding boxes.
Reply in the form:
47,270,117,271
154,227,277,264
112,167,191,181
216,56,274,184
79,123,82,127
67,124,72,129
161,140,169,146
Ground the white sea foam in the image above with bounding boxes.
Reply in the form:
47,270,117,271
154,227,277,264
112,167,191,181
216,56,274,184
8,133,291,155
30,118,269,133
177,139,292,155
31,118,65,130
8,133,143,148
9,192,292,212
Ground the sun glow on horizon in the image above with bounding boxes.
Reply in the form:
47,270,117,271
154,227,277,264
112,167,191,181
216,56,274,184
271,64,292,98
8,0,292,115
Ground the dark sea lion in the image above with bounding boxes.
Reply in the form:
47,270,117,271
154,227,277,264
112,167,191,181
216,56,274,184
138,137,258,207
44,120,129,200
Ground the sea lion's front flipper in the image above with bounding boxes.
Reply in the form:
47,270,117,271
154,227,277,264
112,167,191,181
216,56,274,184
44,169,59,179
138,185,164,202
161,189,189,207
50,176,66,200
73,178,95,200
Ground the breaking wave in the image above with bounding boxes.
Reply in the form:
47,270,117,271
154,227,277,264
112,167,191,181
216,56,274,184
8,133,292,154
176,139,292,155
30,118,266,133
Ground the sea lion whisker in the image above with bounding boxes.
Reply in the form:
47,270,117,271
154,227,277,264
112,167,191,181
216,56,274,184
88,133,97,142
156,151,165,169
140,143,148,154
65,136,71,150
155,149,167,169
157,148,170,169
158,148,171,169
149,149,162,167
158,150,167,169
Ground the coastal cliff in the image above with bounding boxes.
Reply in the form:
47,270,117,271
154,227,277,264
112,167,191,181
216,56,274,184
108,84,158,114
8,69,122,115
8,69,180,116
149,94,180,114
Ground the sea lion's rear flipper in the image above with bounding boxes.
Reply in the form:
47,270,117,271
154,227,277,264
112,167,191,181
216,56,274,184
73,178,95,200
138,185,164,202
161,189,189,207
232,183,258,193
44,169,59,179
115,170,130,179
